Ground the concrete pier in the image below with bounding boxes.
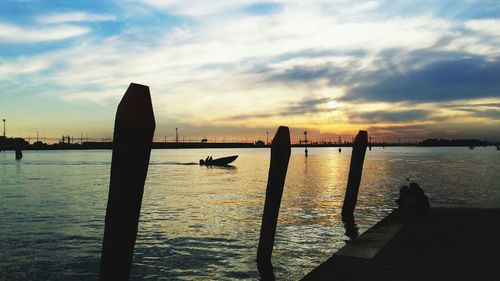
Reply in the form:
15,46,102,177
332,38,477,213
302,208,500,281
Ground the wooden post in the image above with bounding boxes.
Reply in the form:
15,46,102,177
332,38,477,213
304,131,308,157
15,147,22,160
99,83,156,281
341,130,368,222
257,126,291,281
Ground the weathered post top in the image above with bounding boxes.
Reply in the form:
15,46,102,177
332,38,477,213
115,83,155,128
272,126,291,152
353,131,368,145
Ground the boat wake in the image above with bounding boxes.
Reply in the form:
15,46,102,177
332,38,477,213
151,162,199,166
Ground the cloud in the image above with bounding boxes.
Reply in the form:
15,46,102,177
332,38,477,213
469,109,500,120
281,97,333,115
37,12,117,24
268,65,339,84
344,57,500,102
367,124,432,138
368,121,500,141
349,109,433,123
0,22,88,43
0,56,52,77
464,18,500,37
141,0,261,16
245,2,283,15
60,88,125,105
449,102,500,109
444,102,500,120
341,0,381,14
228,97,334,120
229,112,274,121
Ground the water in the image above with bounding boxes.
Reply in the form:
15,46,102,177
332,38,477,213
1,147,500,280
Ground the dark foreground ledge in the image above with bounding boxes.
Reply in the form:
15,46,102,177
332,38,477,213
302,208,500,281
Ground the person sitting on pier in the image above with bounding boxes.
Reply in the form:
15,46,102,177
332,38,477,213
395,185,410,209
410,182,430,217
395,183,429,221
396,185,417,220
208,156,213,161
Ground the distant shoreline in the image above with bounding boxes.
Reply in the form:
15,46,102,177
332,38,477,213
1,136,497,151
1,143,498,151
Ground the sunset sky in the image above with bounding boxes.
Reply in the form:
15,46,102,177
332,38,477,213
1,0,500,142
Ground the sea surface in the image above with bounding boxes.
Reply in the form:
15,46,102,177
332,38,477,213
1,147,500,280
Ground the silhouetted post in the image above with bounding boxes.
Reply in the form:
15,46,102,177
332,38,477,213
343,219,359,241
257,126,291,281
15,147,22,160
341,130,368,222
99,83,156,281
304,130,308,157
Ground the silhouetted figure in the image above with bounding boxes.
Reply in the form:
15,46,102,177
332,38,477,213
257,126,291,281
410,183,430,217
395,185,415,219
395,183,429,221
99,83,155,281
395,185,410,208
341,131,368,222
205,156,210,162
209,156,213,161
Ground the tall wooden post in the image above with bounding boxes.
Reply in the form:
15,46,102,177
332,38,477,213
257,126,291,281
99,83,156,281
341,130,368,222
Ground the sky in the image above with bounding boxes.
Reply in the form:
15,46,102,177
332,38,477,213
1,0,500,143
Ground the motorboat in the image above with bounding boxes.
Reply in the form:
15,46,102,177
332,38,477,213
200,155,238,166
